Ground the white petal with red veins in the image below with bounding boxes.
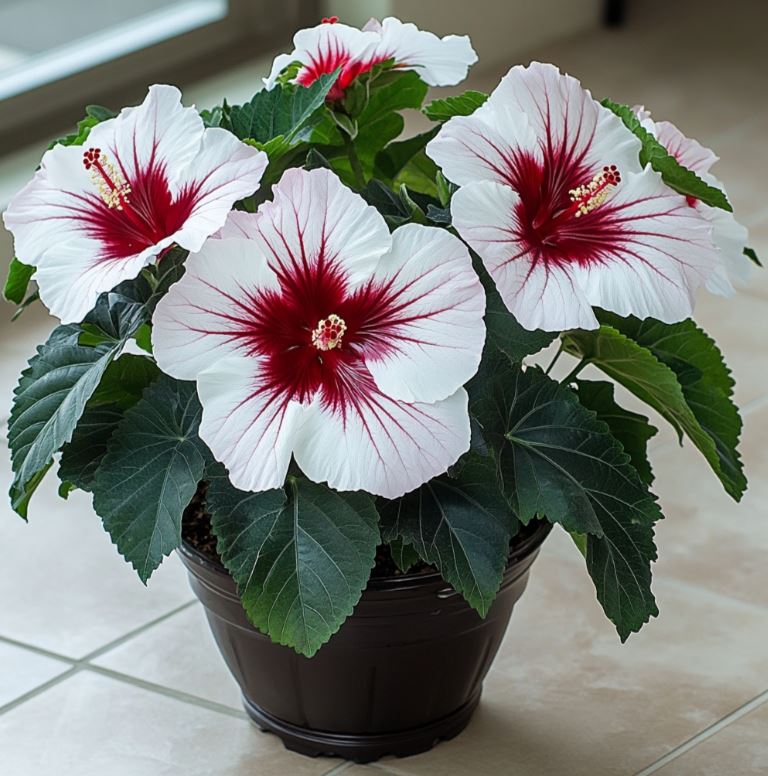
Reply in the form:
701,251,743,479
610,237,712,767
294,376,471,498
372,17,477,86
152,237,279,380
34,240,164,325
168,127,267,253
492,62,643,177
426,105,537,187
87,85,204,193
361,223,486,403
264,22,377,89
198,356,307,492
571,168,719,322
253,167,391,287
451,180,596,330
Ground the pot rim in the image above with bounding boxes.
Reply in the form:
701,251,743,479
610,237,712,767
179,519,552,593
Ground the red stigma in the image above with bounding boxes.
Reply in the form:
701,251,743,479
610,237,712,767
321,15,339,24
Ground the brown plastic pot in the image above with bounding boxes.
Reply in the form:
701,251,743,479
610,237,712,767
178,521,551,763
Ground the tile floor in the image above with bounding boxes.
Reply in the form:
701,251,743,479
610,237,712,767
1,1,767,773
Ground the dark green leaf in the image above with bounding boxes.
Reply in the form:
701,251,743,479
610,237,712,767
4,258,34,304
228,71,339,146
426,204,452,224
471,361,661,638
8,326,118,517
602,99,732,212
484,289,557,362
744,246,762,267
423,90,489,122
374,128,440,195
576,379,658,485
59,404,124,492
380,455,514,616
90,354,160,409
208,473,379,657
565,314,745,500
92,377,207,582
85,104,116,122
387,538,420,574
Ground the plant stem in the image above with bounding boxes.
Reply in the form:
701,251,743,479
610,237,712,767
560,358,589,386
344,135,366,189
544,344,564,375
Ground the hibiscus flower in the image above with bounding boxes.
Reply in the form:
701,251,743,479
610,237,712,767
426,62,720,331
152,168,486,498
265,16,477,100
3,85,267,323
635,106,753,297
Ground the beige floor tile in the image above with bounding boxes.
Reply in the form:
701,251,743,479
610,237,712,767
372,528,768,776
647,403,768,610
93,603,243,710
0,641,70,707
0,463,193,658
654,700,768,775
0,670,339,776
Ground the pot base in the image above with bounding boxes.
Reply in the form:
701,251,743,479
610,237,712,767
243,688,482,763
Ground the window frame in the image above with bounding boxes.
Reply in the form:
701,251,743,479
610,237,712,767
0,0,319,152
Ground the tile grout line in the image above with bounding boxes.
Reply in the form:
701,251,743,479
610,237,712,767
321,763,358,776
368,761,419,776
80,599,197,662
0,666,82,716
83,664,249,720
634,687,768,775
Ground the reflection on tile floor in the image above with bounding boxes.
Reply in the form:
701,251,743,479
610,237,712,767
1,0,767,773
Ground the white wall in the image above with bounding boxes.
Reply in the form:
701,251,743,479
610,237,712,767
324,0,603,67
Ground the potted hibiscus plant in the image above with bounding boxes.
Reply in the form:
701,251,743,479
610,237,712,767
2,15,759,764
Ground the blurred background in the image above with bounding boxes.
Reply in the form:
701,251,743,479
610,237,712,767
0,2,766,774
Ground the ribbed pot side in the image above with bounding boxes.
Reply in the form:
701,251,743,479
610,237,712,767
178,521,551,763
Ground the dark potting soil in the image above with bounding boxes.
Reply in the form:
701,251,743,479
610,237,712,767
181,481,542,580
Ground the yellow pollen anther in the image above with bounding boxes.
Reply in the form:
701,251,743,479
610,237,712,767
312,314,347,351
568,165,621,218
82,148,132,210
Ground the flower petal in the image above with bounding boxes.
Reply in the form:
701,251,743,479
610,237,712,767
570,168,720,322
451,180,596,330
701,204,753,296
356,223,485,403
371,17,477,86
168,127,267,254
491,62,643,177
152,237,279,380
34,240,163,324
197,356,306,492
294,372,471,498
653,119,719,177
264,21,377,90
253,167,391,288
426,104,537,187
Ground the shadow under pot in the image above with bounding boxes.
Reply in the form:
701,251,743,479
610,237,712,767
177,520,551,764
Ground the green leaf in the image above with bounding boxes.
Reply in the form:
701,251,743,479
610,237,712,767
9,322,111,516
423,90,489,122
92,376,207,582
4,258,34,304
602,99,732,212
576,379,658,485
565,314,745,500
90,354,160,409
374,128,440,195
58,404,124,492
228,71,339,146
387,537,420,574
208,473,379,657
11,290,40,321
48,105,114,150
484,289,556,362
85,104,116,122
470,360,661,639
380,455,514,616
744,246,762,267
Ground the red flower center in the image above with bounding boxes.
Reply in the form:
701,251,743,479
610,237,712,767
509,151,625,269
77,147,197,261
